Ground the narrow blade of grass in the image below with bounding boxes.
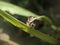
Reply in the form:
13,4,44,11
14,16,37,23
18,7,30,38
0,9,58,44
0,1,60,31
0,1,37,17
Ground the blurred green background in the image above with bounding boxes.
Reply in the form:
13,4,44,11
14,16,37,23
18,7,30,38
0,0,60,45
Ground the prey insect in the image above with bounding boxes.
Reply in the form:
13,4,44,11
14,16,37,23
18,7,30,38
26,16,44,30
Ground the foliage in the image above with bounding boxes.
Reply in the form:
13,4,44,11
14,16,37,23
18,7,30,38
0,1,60,45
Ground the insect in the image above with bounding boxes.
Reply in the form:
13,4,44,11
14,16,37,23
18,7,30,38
26,16,44,37
26,16,44,30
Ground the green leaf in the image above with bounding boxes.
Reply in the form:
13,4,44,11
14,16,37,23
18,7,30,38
0,1,37,17
0,9,58,44
0,1,59,31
